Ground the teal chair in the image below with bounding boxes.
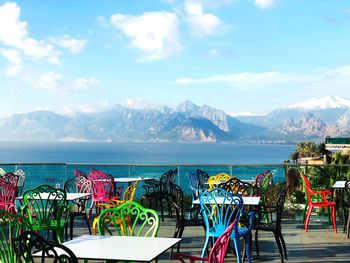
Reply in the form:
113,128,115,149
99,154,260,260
21,184,68,243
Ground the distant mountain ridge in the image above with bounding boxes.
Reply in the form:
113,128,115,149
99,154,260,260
1,97,350,143
0,101,265,142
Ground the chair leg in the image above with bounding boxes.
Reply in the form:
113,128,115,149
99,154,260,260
159,198,164,222
201,236,210,258
347,209,350,239
255,229,260,257
278,230,287,260
331,205,337,233
177,225,185,252
274,233,284,263
232,237,242,263
304,205,313,232
70,214,75,240
244,235,251,263
83,213,92,235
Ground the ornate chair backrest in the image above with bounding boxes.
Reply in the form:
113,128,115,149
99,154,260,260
208,219,237,263
197,169,209,189
64,177,92,213
22,185,67,226
122,181,138,202
218,177,254,197
98,201,160,237
0,210,29,263
274,187,288,229
200,188,243,237
13,169,26,196
0,168,6,176
2,173,19,187
0,177,18,213
12,231,78,263
207,173,233,190
159,169,177,194
255,170,271,188
88,169,114,200
73,169,87,178
169,183,186,221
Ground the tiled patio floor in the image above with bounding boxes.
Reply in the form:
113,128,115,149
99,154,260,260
72,215,350,262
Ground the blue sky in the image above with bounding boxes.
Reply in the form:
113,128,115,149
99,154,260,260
0,0,350,118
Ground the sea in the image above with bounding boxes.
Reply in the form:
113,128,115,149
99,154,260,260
0,141,295,196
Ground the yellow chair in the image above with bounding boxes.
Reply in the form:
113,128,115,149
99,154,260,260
92,180,138,234
207,173,234,190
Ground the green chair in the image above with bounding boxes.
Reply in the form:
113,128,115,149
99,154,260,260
0,210,29,263
97,201,160,237
21,185,68,243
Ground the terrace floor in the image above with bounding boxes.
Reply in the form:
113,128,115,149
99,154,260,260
72,214,350,262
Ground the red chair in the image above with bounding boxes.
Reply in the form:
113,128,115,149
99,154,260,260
0,177,17,213
173,220,236,263
302,174,337,232
87,168,117,221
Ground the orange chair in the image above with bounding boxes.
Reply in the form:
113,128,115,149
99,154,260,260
302,174,337,232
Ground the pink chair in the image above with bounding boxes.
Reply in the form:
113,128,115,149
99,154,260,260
73,169,87,178
87,168,116,221
173,220,236,263
0,177,18,213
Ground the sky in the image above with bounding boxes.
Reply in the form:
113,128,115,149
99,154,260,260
0,0,350,118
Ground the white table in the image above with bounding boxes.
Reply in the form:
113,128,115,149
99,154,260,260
17,193,91,201
114,177,153,183
193,196,260,206
61,235,181,262
332,181,347,188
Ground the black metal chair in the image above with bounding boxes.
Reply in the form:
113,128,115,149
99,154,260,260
253,187,288,263
12,231,78,263
64,176,92,239
343,179,350,238
141,169,177,221
169,183,205,255
218,177,255,197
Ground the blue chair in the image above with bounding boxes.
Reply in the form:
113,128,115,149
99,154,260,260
199,187,253,263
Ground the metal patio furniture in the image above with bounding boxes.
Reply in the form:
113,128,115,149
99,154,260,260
254,187,288,263
97,201,160,237
13,231,78,263
64,176,92,239
21,184,68,243
173,219,237,263
200,188,252,263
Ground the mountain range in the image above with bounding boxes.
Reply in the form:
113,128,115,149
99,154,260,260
1,96,350,143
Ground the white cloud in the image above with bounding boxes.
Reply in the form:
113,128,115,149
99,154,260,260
0,2,61,64
254,0,277,9
184,0,222,38
35,71,98,94
176,65,350,92
52,35,87,54
109,11,181,60
123,98,163,109
1,49,22,76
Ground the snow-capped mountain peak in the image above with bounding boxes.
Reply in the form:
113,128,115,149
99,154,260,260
286,96,350,110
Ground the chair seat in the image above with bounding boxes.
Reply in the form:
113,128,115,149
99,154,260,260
31,219,66,229
310,201,336,207
209,226,249,238
254,222,277,232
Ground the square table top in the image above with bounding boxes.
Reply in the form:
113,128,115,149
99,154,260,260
61,235,181,262
193,196,260,206
114,177,153,183
17,192,91,201
332,181,346,188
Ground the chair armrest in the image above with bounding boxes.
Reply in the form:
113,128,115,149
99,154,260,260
173,253,208,263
